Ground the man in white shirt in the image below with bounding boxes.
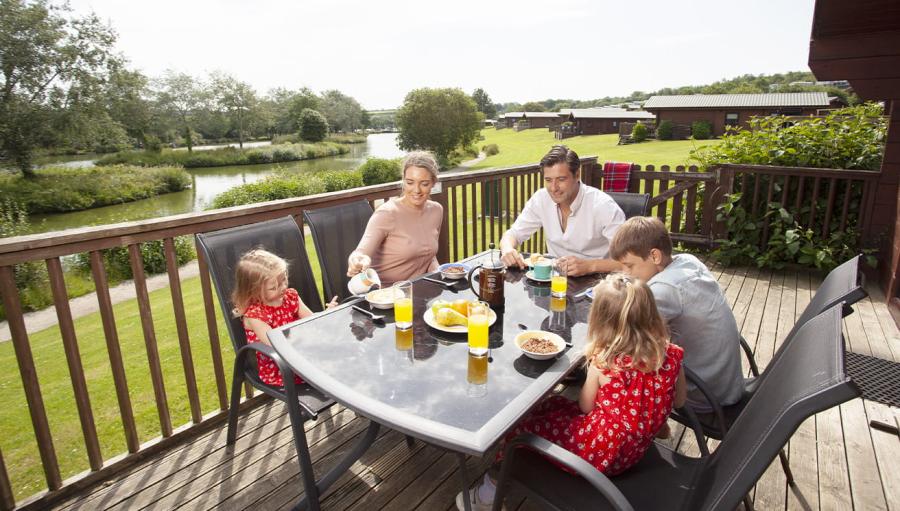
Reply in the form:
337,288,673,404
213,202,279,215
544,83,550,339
499,145,624,276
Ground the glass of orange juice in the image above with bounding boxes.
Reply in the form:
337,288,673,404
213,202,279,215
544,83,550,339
467,300,490,356
551,261,567,298
395,326,413,351
467,352,488,397
393,281,413,329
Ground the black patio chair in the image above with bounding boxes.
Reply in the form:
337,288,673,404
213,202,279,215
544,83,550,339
196,216,378,511
492,302,859,511
668,253,867,484
606,192,650,219
303,200,374,302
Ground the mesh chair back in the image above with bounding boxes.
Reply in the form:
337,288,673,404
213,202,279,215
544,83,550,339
195,216,324,357
787,254,866,340
303,200,373,301
606,192,650,219
687,304,859,510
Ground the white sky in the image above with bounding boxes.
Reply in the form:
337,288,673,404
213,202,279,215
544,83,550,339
66,0,817,110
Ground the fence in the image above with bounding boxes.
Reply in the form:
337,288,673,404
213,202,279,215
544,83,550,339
0,157,878,509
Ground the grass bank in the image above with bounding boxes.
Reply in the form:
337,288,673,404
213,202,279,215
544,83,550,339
272,133,367,145
0,165,191,215
470,129,721,170
94,142,350,169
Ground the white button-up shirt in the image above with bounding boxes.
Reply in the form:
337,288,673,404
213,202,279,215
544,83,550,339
505,183,625,259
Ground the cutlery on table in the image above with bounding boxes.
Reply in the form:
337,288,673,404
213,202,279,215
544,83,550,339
351,305,385,323
423,276,458,290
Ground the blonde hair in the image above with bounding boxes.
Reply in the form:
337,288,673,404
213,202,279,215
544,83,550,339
401,151,440,182
584,273,669,373
231,249,288,316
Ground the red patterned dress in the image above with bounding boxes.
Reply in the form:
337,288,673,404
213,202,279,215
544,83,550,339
502,344,683,475
243,288,305,387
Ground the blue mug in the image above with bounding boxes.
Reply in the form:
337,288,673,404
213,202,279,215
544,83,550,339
533,260,552,280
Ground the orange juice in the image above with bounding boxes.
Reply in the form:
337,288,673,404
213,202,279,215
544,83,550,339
468,313,489,355
550,296,567,312
551,275,567,297
394,297,413,328
395,327,413,351
467,353,488,385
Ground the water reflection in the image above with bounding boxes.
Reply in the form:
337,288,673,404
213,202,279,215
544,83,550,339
26,133,402,234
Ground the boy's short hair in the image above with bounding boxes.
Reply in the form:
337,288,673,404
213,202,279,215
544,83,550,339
610,216,673,260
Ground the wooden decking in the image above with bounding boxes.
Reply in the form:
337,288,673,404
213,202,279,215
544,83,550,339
49,263,900,511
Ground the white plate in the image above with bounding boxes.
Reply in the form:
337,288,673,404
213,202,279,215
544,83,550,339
423,307,497,333
365,287,404,309
514,330,566,360
525,270,552,283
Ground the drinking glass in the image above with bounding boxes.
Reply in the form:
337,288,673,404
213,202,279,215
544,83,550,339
467,352,488,397
395,327,413,351
551,261,568,298
393,280,413,329
467,300,490,356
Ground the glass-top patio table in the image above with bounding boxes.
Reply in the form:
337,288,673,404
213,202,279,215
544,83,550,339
269,251,602,510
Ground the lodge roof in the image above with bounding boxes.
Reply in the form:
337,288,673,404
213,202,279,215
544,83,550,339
643,92,831,109
499,111,561,119
559,108,656,120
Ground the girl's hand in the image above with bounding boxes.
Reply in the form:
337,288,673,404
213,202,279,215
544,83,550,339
347,251,371,277
325,296,339,309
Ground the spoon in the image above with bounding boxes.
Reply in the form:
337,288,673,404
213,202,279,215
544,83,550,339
423,276,458,291
352,305,385,323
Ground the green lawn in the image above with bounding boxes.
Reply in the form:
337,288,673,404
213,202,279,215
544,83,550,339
469,129,721,170
0,235,324,502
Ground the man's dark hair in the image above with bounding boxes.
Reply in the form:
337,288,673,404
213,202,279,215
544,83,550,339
540,145,580,175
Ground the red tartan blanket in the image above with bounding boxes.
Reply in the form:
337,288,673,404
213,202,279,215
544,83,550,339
603,161,632,192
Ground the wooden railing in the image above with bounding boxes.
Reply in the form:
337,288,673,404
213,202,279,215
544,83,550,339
0,157,878,509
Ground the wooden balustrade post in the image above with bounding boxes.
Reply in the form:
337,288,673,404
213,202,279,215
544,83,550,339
435,183,450,263
195,244,228,411
0,447,13,511
164,238,202,424
0,267,61,491
705,165,734,244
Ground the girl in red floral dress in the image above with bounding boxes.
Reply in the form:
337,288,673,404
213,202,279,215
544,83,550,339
457,274,686,511
232,249,337,387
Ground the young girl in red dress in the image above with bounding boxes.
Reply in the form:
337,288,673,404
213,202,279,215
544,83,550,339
231,249,336,387
457,273,686,511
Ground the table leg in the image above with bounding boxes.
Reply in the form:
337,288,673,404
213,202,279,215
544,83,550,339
457,452,473,511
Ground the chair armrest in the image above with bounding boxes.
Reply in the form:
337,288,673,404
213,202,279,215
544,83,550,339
673,406,711,457
740,336,760,377
496,433,635,511
235,343,320,419
682,365,729,438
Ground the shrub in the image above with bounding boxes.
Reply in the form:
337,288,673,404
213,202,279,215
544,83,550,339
359,157,401,186
657,120,674,140
0,200,47,290
483,143,500,156
210,173,326,209
143,134,164,153
631,123,649,143
72,236,195,281
319,169,364,192
96,142,349,168
691,121,712,140
299,108,329,142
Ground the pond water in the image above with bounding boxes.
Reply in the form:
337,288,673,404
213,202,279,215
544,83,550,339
26,133,404,234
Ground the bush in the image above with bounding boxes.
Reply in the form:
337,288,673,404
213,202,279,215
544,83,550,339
72,236,195,281
359,157,401,186
0,200,47,291
0,166,191,214
483,143,499,156
319,169,364,192
96,142,350,169
691,121,712,140
631,123,649,143
657,120,674,140
210,173,327,209
299,108,329,142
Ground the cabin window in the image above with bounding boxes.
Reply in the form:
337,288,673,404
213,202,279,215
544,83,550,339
725,112,739,127
612,121,618,128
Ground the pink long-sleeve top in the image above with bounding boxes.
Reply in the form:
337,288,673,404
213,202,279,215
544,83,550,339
355,197,443,285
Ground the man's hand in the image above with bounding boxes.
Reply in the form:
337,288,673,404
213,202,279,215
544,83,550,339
325,296,339,309
501,248,526,269
556,256,595,277
347,251,371,276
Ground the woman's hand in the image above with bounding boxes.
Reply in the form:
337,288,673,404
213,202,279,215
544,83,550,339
347,251,371,276
325,296,339,309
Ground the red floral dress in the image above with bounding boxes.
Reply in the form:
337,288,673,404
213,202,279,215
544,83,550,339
243,288,305,387
501,344,683,475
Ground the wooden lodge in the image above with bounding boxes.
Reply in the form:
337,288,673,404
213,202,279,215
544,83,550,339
556,108,656,138
642,92,834,138
496,112,562,131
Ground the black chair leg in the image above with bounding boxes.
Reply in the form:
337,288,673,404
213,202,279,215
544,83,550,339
778,449,795,485
286,403,320,511
226,363,245,445
406,435,415,449
743,494,754,511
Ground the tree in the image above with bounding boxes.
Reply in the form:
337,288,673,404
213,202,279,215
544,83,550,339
521,101,546,112
0,0,118,176
396,87,482,164
298,108,328,142
211,72,257,148
471,88,497,119
155,71,206,152
284,87,320,132
319,89,364,133
104,66,152,144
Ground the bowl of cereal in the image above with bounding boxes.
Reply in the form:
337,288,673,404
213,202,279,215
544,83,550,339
514,330,566,360
438,263,470,280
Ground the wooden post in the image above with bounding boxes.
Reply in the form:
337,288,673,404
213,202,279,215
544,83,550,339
435,183,450,263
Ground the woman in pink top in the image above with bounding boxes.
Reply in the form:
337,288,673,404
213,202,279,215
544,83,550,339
347,151,443,285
